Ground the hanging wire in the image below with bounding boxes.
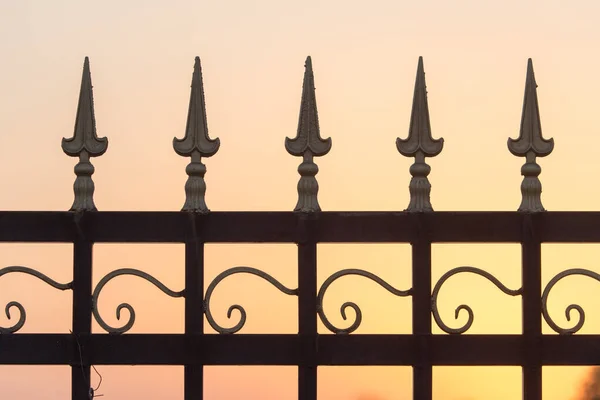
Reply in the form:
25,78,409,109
70,330,104,398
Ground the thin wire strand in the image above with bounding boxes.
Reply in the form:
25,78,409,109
92,365,103,395
70,330,104,398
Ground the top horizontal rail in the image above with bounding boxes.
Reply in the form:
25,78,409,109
0,211,597,243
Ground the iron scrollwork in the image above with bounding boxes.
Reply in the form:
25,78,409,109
431,266,522,334
317,269,412,334
0,266,72,334
92,268,184,334
204,266,298,334
542,268,600,335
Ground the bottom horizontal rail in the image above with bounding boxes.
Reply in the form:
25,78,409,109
1,334,600,366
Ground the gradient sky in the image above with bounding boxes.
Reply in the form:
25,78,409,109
1,0,600,399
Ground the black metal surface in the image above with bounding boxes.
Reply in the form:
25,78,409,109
184,214,204,400
412,219,432,400
298,215,318,400
71,232,93,400
4,334,600,366
522,214,542,400
3,211,600,243
1,210,600,400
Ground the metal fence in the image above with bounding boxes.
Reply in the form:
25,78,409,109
0,55,598,400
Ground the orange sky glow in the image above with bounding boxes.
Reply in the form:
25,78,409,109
1,0,600,399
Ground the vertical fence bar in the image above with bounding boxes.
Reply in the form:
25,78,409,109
522,214,542,400
185,214,205,400
298,215,318,400
412,215,432,400
72,216,93,400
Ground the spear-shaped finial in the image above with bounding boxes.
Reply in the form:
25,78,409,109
508,58,554,212
285,56,332,213
62,57,108,212
396,57,444,212
173,56,220,213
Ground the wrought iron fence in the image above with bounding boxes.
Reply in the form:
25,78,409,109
0,54,598,400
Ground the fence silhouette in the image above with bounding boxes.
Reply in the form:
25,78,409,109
0,55,598,400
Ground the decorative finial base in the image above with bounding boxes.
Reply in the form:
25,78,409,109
182,151,210,213
405,152,434,212
70,151,98,212
518,152,545,212
294,154,321,213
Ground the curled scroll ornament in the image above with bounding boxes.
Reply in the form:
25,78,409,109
317,268,412,334
204,266,298,334
542,268,600,335
92,268,184,334
432,266,522,334
0,266,72,334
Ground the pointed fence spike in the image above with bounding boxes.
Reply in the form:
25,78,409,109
396,56,444,212
285,56,332,213
173,56,220,213
507,58,554,212
61,57,108,212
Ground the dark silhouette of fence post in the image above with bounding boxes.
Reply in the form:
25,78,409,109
71,218,93,400
185,213,205,400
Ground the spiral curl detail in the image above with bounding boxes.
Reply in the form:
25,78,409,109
317,268,412,334
541,268,600,335
92,268,184,334
0,266,72,334
431,266,522,334
204,266,298,334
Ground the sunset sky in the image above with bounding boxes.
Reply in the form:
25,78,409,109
1,0,600,399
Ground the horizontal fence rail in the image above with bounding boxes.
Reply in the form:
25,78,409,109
3,334,600,366
0,53,594,400
0,211,599,243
